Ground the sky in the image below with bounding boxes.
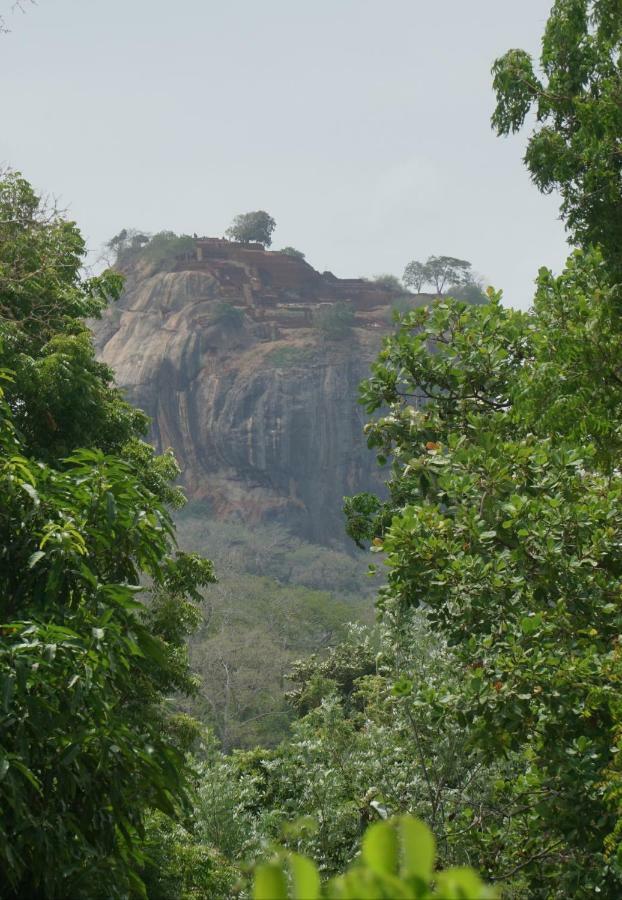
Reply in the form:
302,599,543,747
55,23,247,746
1,0,569,308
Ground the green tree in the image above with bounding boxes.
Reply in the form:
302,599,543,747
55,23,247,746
280,246,306,260
423,255,473,295
402,260,428,293
372,274,403,292
226,210,276,247
445,279,488,305
402,256,474,295
0,171,215,897
346,274,622,894
313,302,355,340
492,0,622,274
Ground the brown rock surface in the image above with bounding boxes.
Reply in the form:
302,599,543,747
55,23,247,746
92,242,417,544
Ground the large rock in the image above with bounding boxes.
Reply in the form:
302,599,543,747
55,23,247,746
92,245,407,544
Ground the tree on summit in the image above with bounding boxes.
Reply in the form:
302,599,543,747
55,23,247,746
403,255,474,295
226,210,276,247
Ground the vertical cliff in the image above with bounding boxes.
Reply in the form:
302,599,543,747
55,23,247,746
92,241,421,544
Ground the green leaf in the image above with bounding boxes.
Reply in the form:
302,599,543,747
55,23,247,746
289,853,321,899
27,550,45,569
392,677,413,697
254,862,288,900
435,866,497,898
362,820,399,876
1,675,15,712
20,482,39,505
60,743,81,767
398,816,436,881
520,613,543,635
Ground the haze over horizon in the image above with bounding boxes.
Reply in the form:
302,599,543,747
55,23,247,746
2,0,569,308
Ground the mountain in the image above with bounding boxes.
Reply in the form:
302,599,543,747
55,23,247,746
92,236,426,544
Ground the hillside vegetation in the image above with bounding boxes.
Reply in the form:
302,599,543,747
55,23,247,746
174,514,375,749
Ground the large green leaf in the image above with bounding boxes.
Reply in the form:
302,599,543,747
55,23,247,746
254,862,288,900
362,820,400,876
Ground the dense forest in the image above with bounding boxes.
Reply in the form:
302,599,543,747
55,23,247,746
2,1,622,897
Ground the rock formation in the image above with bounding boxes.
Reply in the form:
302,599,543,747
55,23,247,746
92,239,427,544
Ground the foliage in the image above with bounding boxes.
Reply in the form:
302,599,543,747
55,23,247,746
286,624,376,716
0,383,214,897
188,573,365,750
280,247,306,260
0,173,143,462
226,210,277,247
345,266,622,894
492,0,622,274
371,273,403,292
106,228,149,258
402,261,428,293
313,303,355,340
445,280,488,305
209,301,244,329
172,514,373,749
267,346,317,368
0,171,215,897
141,231,195,265
254,815,495,899
141,810,238,900
191,614,508,888
106,229,194,268
402,255,474,295
387,296,429,323
175,515,376,597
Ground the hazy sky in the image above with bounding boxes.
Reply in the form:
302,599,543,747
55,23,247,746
1,0,569,308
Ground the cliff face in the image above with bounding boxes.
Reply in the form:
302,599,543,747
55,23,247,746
92,242,417,544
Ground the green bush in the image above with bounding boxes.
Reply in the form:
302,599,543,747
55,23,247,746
280,246,306,260
142,231,195,265
209,301,244,328
268,346,316,367
141,811,239,900
313,303,355,340
372,273,403,292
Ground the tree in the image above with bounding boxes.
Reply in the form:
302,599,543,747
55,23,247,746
446,279,488,305
280,246,306,260
492,0,622,275
402,260,428,293
372,273,403,292
402,256,474,295
345,266,622,894
226,211,276,247
313,302,355,340
424,255,473,295
0,171,215,897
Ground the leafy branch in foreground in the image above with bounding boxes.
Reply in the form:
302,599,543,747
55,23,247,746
254,815,495,899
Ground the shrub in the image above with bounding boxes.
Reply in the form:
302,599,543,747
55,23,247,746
267,346,316,367
313,303,355,340
209,302,244,328
372,273,402,292
280,247,306,260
